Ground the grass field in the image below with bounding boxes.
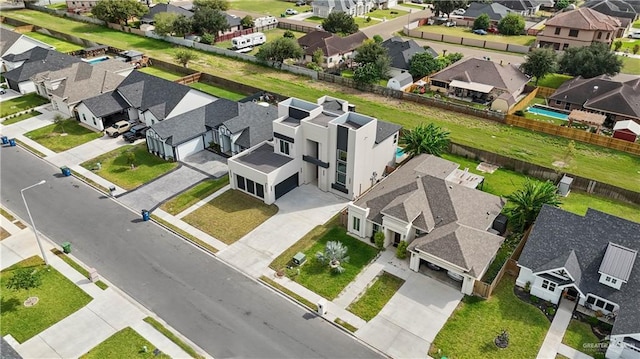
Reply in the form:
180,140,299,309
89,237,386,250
139,66,183,81
81,327,170,359
214,28,306,56
418,25,536,46
0,93,48,117
620,56,640,75
4,9,640,191
227,0,311,16
24,119,103,152
616,38,640,52
189,82,246,100
26,32,83,53
533,73,573,89
160,176,229,215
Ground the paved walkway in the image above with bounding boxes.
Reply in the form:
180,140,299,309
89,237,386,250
537,298,576,359
558,343,595,359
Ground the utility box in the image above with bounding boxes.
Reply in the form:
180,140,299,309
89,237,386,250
558,175,574,197
317,299,327,316
292,252,306,266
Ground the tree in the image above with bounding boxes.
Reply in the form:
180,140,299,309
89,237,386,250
445,52,464,64
396,240,408,259
558,42,622,78
174,48,198,67
192,6,229,35
520,47,557,85
555,0,570,10
353,63,381,86
400,123,450,157
354,40,390,79
53,114,66,134
409,52,441,78
473,13,490,30
433,0,466,18
153,12,179,36
633,44,640,55
321,11,359,35
316,241,350,274
6,268,43,301
255,37,303,66
312,48,324,66
283,30,295,38
193,0,229,11
240,15,253,28
498,13,525,35
504,178,561,233
91,0,148,25
172,15,193,37
613,40,623,51
373,34,383,43
125,150,136,168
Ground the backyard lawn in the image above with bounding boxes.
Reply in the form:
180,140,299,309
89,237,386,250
0,256,92,343
24,118,103,152
347,272,404,321
139,66,184,81
227,0,311,16
189,82,246,101
160,176,230,215
562,320,605,359
430,275,549,359
26,31,83,53
417,25,536,46
183,190,278,244
2,110,41,125
0,93,48,117
4,9,640,192
214,28,306,55
81,327,170,359
80,144,178,190
532,73,573,89
366,8,408,20
620,56,640,75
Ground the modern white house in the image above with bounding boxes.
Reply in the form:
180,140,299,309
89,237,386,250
0,27,54,73
227,96,401,204
347,154,506,295
312,0,397,18
516,206,640,359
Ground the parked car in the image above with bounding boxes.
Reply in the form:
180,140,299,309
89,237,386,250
426,262,444,271
105,120,131,138
487,26,499,34
447,270,464,282
444,21,456,27
122,124,148,143
473,29,488,35
629,31,640,39
285,8,298,15
452,8,465,15
295,0,306,5
411,0,425,3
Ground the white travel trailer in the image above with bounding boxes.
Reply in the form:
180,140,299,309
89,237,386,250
231,32,266,50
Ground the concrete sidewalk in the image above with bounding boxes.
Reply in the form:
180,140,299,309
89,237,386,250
537,298,576,359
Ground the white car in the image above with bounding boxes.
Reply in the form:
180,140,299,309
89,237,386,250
628,32,640,39
285,8,298,15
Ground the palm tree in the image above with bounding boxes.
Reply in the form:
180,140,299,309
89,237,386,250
316,241,350,274
400,123,450,157
504,178,561,233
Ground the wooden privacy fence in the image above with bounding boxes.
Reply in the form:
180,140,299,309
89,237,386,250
174,72,202,85
536,86,556,98
509,87,539,114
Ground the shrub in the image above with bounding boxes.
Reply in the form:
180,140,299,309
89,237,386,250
366,16,371,23
614,40,623,51
283,30,295,39
200,32,214,45
546,307,556,316
587,316,600,326
530,295,539,304
396,240,408,259
515,110,525,116
374,231,385,251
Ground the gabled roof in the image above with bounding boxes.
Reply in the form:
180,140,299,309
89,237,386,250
0,27,23,56
463,2,511,21
518,206,640,336
545,7,621,30
3,47,82,83
313,0,357,12
584,0,639,21
389,72,413,88
381,37,431,70
430,57,529,94
223,102,279,148
81,91,130,118
141,3,194,23
613,120,640,134
495,0,539,11
534,250,583,287
600,242,637,282
297,31,368,57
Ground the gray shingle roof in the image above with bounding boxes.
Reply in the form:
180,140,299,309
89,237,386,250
141,3,194,23
381,37,430,70
3,47,82,83
518,205,640,336
222,102,279,148
116,70,191,120
150,105,207,146
584,0,639,22
463,2,511,21
430,57,529,94
82,91,130,118
0,27,23,56
375,120,401,144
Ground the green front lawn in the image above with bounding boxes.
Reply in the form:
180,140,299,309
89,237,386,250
139,67,184,81
46,3,67,10
562,320,605,359
189,82,246,101
417,25,536,46
80,144,178,190
348,272,404,321
2,110,41,125
634,19,640,28
0,256,93,343
366,9,408,20
615,38,640,52
81,327,170,359
430,275,549,359
305,16,381,28
160,176,230,215
0,93,48,117
183,190,278,244
621,56,640,75
533,73,573,89
26,32,83,53
24,119,103,152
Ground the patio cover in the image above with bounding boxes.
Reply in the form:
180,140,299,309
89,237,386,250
568,109,606,126
449,80,494,93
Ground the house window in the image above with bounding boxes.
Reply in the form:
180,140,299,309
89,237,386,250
82,114,87,122
256,183,264,199
606,33,610,40
336,150,348,186
353,217,360,231
280,140,290,155
393,133,397,144
605,276,611,282
586,296,596,305
236,174,246,190
611,278,617,284
415,228,425,236
554,27,560,35
555,100,562,105
562,43,569,50
246,179,255,195
597,32,602,40
568,29,579,37
541,279,556,292
93,118,96,125
372,223,380,233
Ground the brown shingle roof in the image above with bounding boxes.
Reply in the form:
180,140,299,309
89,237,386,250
297,31,368,57
430,57,529,94
545,7,621,30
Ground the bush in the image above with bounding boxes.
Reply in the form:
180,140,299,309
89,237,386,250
524,281,531,292
530,295,539,304
546,307,556,316
366,16,371,23
587,316,600,326
396,240,408,259
374,231,385,251
283,30,295,39
200,32,214,45
515,110,525,116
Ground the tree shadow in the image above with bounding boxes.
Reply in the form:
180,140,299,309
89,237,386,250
1,297,22,313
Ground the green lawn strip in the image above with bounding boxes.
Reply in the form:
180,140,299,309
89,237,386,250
80,327,171,359
417,25,536,46
26,31,83,53
533,73,573,89
14,139,47,158
150,214,219,254
259,276,318,311
70,170,109,194
188,82,246,101
560,191,640,223
139,66,184,81
0,208,17,222
80,144,178,190
430,275,549,359
5,9,640,191
620,56,640,75
562,319,605,359
143,317,204,359
347,272,404,321
333,318,358,332
160,176,229,215
2,110,42,125
367,8,408,19
50,249,108,290
0,93,48,117
616,38,640,52
0,256,93,343
24,119,102,152
182,190,278,245
46,3,67,10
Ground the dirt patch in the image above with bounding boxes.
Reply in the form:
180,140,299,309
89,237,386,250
552,160,568,168
0,227,10,240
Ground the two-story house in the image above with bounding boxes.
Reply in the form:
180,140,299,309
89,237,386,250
297,31,368,69
227,96,401,204
535,7,622,50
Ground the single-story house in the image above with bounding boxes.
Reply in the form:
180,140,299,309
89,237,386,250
298,31,368,68
516,205,640,359
613,120,640,142
2,47,82,94
548,75,640,126
456,2,511,27
140,3,194,24
387,72,413,91
347,154,506,295
228,96,401,204
495,0,541,16
381,37,438,77
1,28,54,73
583,0,639,29
31,60,135,117
428,57,530,112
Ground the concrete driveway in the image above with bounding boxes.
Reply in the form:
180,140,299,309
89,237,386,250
182,150,228,178
216,184,348,277
357,274,462,359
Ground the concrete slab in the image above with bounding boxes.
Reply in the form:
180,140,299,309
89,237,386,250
88,289,147,331
182,150,228,178
537,298,575,359
14,335,60,359
0,230,44,269
47,135,129,168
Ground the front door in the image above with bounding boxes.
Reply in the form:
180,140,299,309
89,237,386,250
565,287,578,301
393,232,401,247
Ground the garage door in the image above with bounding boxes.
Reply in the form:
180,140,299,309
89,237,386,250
176,136,204,161
274,173,298,200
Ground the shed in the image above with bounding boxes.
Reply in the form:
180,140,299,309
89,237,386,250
387,72,413,91
612,120,640,143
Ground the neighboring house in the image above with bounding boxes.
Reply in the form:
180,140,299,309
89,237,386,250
456,2,511,27
65,0,99,13
381,37,437,77
613,120,640,142
583,0,639,28
146,98,279,161
428,57,530,112
297,31,368,68
515,205,640,359
228,96,401,204
312,0,378,18
347,154,506,295
535,7,622,50
495,0,541,16
548,75,640,125
2,47,82,94
387,72,413,91
31,60,135,117
0,28,54,72
75,70,216,131
140,3,194,24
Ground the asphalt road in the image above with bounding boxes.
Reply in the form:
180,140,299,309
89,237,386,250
0,147,382,359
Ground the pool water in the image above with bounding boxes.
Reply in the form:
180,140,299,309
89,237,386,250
84,56,110,65
396,147,405,157
527,104,569,120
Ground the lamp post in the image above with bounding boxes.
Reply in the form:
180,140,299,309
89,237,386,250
21,180,49,265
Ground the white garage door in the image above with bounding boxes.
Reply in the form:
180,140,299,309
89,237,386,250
176,136,204,161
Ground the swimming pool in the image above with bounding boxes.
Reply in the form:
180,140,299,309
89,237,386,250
396,147,405,157
84,56,110,65
527,104,569,120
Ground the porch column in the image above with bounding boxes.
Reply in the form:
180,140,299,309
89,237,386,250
409,251,420,272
